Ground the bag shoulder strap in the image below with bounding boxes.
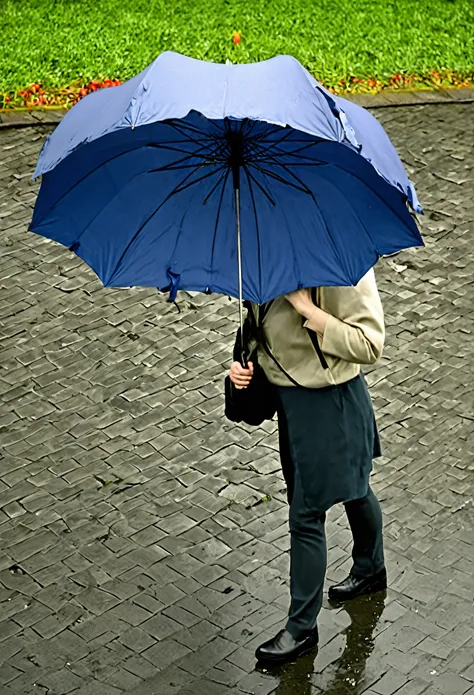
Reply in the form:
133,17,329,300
259,335,303,387
307,288,329,370
256,301,303,388
254,291,329,387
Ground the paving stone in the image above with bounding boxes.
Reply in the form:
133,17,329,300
39,667,84,693
372,669,410,694
178,636,237,677
431,672,473,695
106,600,152,626
69,682,123,695
141,638,191,669
141,613,182,641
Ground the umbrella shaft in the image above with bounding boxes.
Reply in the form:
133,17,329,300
235,186,245,366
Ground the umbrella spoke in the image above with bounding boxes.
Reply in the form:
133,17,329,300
241,119,258,138
149,148,220,173
172,163,229,196
263,143,323,160
247,138,323,164
210,168,231,272
149,141,225,161
107,163,227,284
203,166,230,205
243,165,277,206
246,128,295,155
33,143,169,227
269,160,318,194
246,124,286,145
163,121,224,150
252,155,327,193
166,117,224,139
250,162,311,194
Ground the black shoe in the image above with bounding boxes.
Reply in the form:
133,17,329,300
255,627,319,664
328,568,387,602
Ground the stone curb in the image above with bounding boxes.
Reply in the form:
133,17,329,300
0,109,64,129
1,87,473,130
344,86,474,108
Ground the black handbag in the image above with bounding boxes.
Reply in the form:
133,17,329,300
225,302,278,426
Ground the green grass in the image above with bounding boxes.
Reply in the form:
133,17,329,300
1,0,474,91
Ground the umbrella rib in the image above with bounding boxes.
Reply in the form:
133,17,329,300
268,159,351,273
149,149,221,172
253,142,417,239
307,192,353,283
251,157,351,283
243,166,277,206
297,141,416,230
241,119,258,138
203,165,230,205
149,143,223,161
250,163,310,194
107,163,227,285
247,128,295,155
162,120,225,152
339,167,416,231
171,163,228,196
247,138,323,164
258,158,318,195
252,152,324,167
33,140,220,228
166,118,224,140
255,145,323,162
246,124,286,145
210,168,231,276
323,167,414,258
253,137,323,144
167,171,226,281
68,162,211,262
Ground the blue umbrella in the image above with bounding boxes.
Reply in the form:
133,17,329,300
31,51,423,339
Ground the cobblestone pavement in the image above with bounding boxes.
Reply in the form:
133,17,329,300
0,103,473,695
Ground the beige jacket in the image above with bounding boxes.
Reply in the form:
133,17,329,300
250,269,385,388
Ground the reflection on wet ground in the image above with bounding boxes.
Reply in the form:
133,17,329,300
257,591,386,694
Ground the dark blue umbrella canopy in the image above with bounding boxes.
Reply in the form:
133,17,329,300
31,51,423,305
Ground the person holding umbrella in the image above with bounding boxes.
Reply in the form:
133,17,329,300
230,270,387,664
29,50,422,666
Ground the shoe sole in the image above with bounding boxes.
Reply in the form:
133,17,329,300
328,578,387,603
256,640,319,664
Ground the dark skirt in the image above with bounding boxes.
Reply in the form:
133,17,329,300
277,374,381,512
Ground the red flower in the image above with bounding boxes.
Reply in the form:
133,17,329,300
233,32,241,44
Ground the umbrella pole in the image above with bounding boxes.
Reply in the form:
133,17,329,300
235,185,245,367
229,128,245,366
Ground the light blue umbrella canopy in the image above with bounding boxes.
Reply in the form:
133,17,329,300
31,51,423,307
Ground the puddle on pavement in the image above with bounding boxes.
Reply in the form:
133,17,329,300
256,591,386,694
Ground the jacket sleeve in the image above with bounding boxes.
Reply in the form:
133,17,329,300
306,269,385,365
